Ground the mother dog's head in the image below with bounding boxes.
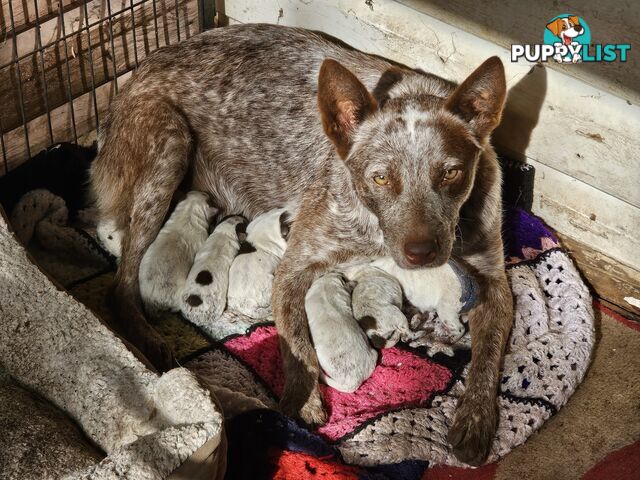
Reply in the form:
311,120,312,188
317,57,506,269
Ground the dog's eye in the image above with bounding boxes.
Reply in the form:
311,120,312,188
442,169,461,183
562,24,567,30
373,175,389,186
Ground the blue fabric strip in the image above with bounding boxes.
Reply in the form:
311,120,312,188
448,259,478,312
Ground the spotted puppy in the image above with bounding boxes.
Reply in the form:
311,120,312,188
139,191,214,317
305,271,378,393
180,215,247,325
227,208,290,318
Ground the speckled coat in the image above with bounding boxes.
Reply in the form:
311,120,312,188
90,23,512,465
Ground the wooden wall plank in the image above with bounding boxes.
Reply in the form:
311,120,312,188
3,70,133,167
528,158,640,271
395,0,640,105
0,0,198,134
555,231,640,320
0,0,80,38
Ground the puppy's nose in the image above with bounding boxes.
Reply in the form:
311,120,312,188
574,24,583,32
404,238,438,266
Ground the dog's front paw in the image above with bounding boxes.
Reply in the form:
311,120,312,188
447,393,497,466
280,383,328,427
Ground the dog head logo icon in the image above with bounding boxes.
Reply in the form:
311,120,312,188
544,14,591,63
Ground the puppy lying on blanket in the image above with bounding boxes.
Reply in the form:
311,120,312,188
101,200,473,397
306,271,379,392
227,208,291,318
139,191,215,316
179,208,290,321
181,215,247,325
369,257,474,341
307,259,477,392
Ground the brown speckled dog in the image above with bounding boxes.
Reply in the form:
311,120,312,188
91,24,512,465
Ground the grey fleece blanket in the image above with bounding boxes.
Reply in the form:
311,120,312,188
0,204,225,480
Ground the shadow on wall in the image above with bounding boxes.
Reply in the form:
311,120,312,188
493,63,548,164
395,0,637,104
493,63,547,211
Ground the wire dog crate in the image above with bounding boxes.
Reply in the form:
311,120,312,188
0,0,215,176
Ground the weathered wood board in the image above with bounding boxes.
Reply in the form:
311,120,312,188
3,70,132,170
1,0,198,132
0,0,199,170
396,0,640,105
224,0,640,272
556,232,640,321
1,0,80,38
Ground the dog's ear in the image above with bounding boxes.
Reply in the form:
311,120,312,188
318,59,378,159
568,15,580,27
546,18,563,37
445,56,506,142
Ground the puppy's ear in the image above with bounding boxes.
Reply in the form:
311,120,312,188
546,18,563,37
445,56,506,142
568,15,580,27
318,59,378,159
279,211,292,240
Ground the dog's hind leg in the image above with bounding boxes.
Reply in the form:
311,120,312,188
91,98,192,371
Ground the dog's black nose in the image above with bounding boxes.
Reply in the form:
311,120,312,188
574,24,583,32
404,239,438,266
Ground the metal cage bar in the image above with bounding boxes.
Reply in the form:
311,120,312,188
105,0,120,93
82,0,101,130
0,0,215,175
33,0,54,146
129,0,141,67
58,3,79,145
6,0,32,160
152,0,161,49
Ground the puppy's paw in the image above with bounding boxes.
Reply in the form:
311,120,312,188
447,394,497,466
280,384,328,427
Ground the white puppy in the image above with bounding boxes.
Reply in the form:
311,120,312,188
227,208,289,318
370,257,470,340
305,272,378,393
180,215,247,326
139,191,213,316
346,264,409,349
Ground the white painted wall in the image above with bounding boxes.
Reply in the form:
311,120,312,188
223,0,640,271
